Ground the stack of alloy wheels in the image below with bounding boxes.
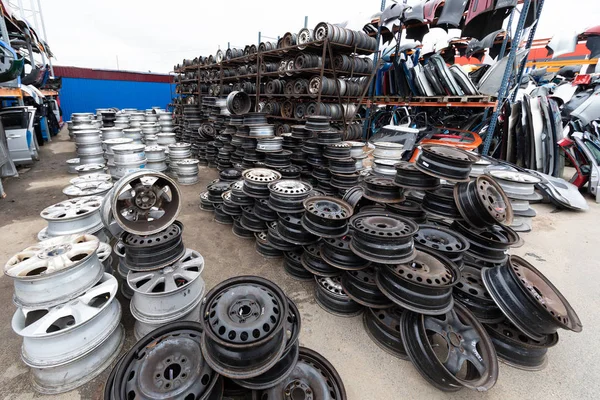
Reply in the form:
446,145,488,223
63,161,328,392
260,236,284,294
37,195,111,243
168,142,193,177
5,234,125,394
485,169,543,233
62,174,113,198
104,276,347,399
197,149,583,392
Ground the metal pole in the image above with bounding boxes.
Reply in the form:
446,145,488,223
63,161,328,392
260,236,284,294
304,16,308,29
258,31,261,46
482,0,532,155
36,0,54,76
29,0,40,31
116,55,120,70
362,0,387,139
511,0,546,102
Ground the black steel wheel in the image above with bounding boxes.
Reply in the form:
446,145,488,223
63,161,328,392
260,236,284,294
111,322,220,400
267,180,312,214
232,217,256,240
230,181,255,207
200,191,215,212
324,142,352,159
311,165,331,181
414,224,470,269
401,302,499,392
342,185,374,211
283,249,314,281
321,234,371,271
305,115,331,132
266,221,301,251
222,191,243,216
330,172,360,190
300,242,339,277
481,256,582,340
454,176,513,228
261,347,347,400
200,276,289,379
386,200,427,223
363,306,409,360
277,213,319,246
233,298,301,390
316,130,343,145
207,181,232,204
415,145,480,182
421,186,463,220
341,267,394,308
451,222,521,264
242,168,282,199
277,165,302,179
254,199,278,222
254,231,284,259
350,214,418,264
240,206,268,232
301,196,353,238
453,263,504,323
314,276,363,317
220,168,243,182
214,203,234,225
122,221,185,271
362,176,405,203
484,319,559,371
328,158,357,174
375,248,460,315
394,161,441,190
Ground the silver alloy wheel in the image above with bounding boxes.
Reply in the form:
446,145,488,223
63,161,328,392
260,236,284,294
66,158,80,174
40,196,103,237
75,163,105,175
70,174,112,185
111,170,181,235
12,273,121,367
133,302,202,341
4,234,104,308
63,180,113,198
373,142,404,160
31,323,124,394
128,249,205,323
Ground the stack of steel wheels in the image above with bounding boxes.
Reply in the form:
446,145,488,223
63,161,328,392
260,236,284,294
197,144,583,393
168,142,192,177
5,234,124,394
75,127,105,167
104,276,347,399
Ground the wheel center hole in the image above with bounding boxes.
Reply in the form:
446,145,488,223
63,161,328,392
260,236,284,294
291,387,307,400
238,305,252,317
410,262,423,269
376,223,388,228
164,363,181,380
532,286,543,298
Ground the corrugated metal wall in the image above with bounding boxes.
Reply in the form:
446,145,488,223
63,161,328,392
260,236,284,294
59,77,172,120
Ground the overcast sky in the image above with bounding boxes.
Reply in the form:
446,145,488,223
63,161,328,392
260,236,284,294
34,0,600,74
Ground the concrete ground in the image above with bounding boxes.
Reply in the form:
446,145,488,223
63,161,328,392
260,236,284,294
0,129,599,400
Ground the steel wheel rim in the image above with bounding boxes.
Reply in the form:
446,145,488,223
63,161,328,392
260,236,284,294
261,346,347,399
401,302,499,392
115,322,219,400
454,176,514,228
314,275,363,317
341,267,393,308
363,306,409,360
200,276,289,379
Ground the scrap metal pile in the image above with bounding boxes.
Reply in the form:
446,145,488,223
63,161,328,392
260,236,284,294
199,115,583,392
66,107,202,186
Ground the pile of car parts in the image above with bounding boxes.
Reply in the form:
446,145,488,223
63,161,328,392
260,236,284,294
104,277,347,399
197,139,583,393
5,234,124,394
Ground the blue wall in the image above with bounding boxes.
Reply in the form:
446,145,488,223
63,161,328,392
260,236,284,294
59,78,172,120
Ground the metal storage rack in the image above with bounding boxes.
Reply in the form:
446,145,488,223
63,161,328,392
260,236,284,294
362,0,544,154
174,38,379,136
